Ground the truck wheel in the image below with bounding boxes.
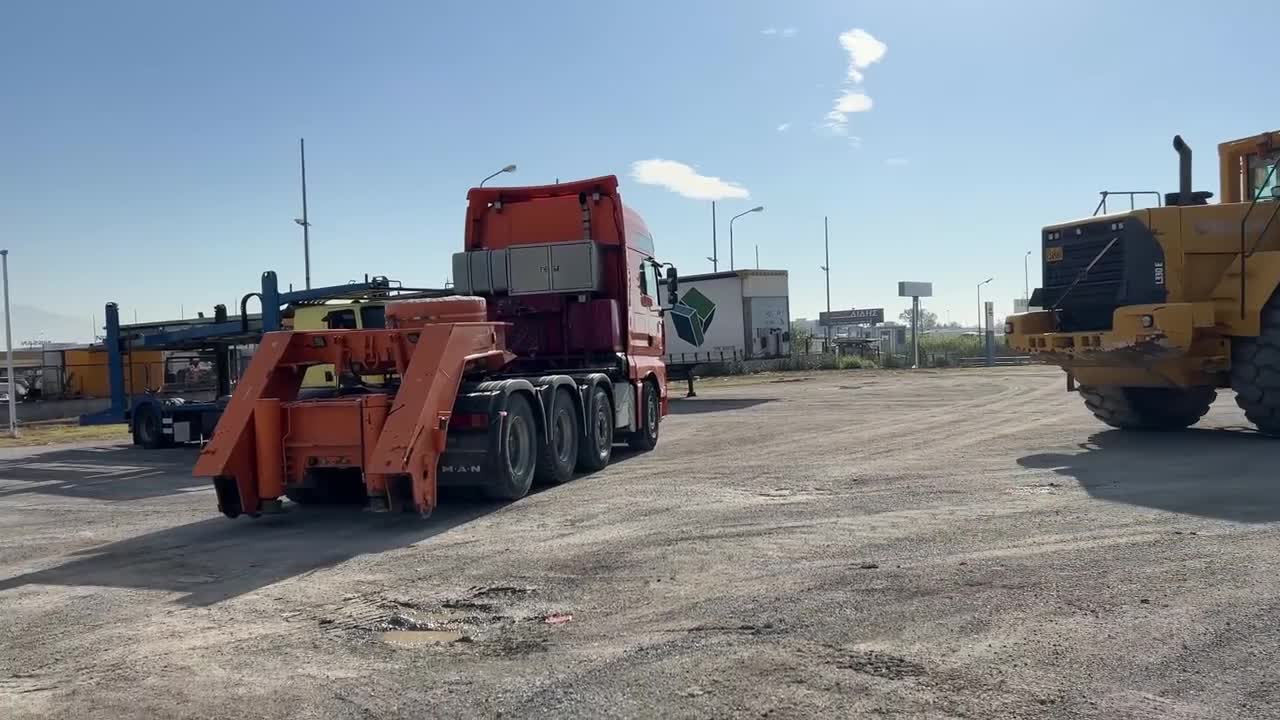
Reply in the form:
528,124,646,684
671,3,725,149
628,379,661,451
132,406,169,449
1079,385,1215,431
535,387,579,485
483,393,537,500
1231,299,1280,435
576,384,613,472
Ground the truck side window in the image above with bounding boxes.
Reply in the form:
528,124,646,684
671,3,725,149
326,309,357,329
638,260,651,297
360,305,386,329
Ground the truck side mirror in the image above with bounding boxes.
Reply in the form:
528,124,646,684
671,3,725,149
665,266,679,307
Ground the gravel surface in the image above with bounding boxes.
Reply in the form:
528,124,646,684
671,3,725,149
1,366,1278,719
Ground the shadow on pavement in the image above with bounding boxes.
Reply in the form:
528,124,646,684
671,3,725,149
0,444,204,502
669,398,774,415
0,496,502,606
1017,427,1280,522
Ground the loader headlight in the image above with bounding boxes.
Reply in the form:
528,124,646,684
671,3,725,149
1004,322,1014,334
1140,314,1154,328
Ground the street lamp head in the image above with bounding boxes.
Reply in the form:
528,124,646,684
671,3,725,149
981,277,993,285
293,218,309,227
750,205,765,213
501,164,517,174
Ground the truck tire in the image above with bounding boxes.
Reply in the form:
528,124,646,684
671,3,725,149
535,387,579,485
628,379,661,451
1079,384,1215,431
483,393,537,501
1231,298,1280,435
132,406,169,449
576,384,614,472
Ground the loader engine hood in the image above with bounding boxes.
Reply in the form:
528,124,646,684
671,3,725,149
1029,211,1167,332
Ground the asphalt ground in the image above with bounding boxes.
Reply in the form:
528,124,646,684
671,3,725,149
2,366,1278,719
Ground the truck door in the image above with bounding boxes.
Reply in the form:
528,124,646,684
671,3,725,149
629,250,663,355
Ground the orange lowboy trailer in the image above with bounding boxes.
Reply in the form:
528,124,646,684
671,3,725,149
194,176,679,518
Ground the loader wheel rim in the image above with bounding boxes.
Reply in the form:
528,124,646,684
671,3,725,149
553,409,573,463
506,416,532,479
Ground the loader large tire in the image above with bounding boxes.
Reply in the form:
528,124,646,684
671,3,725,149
1231,295,1280,436
483,393,537,501
1079,384,1215,431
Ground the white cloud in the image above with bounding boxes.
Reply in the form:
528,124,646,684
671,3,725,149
762,27,797,38
824,91,874,133
838,29,887,83
822,29,886,137
761,27,778,35
782,27,797,37
776,123,791,132
885,157,909,166
630,159,750,201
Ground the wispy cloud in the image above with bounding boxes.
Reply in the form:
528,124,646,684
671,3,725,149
630,159,750,201
824,29,886,136
782,27,797,37
839,29,887,83
776,123,791,133
885,157,909,166
762,26,797,37
761,27,778,35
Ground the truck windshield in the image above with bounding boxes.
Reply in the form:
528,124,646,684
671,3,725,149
1249,153,1280,201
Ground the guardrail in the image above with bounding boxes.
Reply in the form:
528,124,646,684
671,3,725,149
956,356,1035,368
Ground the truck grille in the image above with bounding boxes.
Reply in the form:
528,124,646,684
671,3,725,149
1044,235,1125,289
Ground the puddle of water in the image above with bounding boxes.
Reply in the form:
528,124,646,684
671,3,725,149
380,630,464,645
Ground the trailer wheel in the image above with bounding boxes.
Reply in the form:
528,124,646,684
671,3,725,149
535,387,579,485
1232,296,1280,435
628,379,660,451
132,406,168,449
1079,384,1215,431
484,393,537,500
576,384,613,472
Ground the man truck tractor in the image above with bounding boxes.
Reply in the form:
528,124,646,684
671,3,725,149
194,175,678,517
1008,130,1280,433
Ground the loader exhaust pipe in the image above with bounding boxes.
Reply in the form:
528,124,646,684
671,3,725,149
1173,135,1192,206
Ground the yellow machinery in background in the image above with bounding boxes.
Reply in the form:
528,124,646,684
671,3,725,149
1008,130,1280,433
291,300,388,388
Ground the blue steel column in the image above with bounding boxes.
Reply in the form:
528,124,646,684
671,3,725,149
104,303,126,416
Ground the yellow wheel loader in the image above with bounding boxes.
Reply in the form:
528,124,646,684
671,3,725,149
1008,131,1280,433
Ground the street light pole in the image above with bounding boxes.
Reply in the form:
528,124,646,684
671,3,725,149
479,163,517,187
977,277,993,332
1024,250,1032,303
1,250,15,438
729,206,764,271
755,244,760,269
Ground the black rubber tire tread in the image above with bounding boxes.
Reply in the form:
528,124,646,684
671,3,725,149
1231,297,1280,435
576,384,614,472
1078,384,1215,431
483,393,538,501
132,406,169,449
628,379,661,451
534,387,579,485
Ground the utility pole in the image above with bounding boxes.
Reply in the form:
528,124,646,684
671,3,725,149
296,138,312,290
1024,250,1032,304
755,244,759,269
2,250,15,437
710,201,718,271
821,216,831,350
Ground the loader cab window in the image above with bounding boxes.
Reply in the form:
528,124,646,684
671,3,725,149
359,304,386,329
1248,152,1280,202
324,309,358,329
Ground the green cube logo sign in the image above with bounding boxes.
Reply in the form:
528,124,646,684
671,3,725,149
671,287,716,347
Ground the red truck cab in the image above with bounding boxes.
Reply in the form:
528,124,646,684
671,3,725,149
456,175,675,432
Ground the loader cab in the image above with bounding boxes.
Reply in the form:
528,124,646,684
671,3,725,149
291,301,387,387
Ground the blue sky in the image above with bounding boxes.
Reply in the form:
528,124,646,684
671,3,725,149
1,0,1272,341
